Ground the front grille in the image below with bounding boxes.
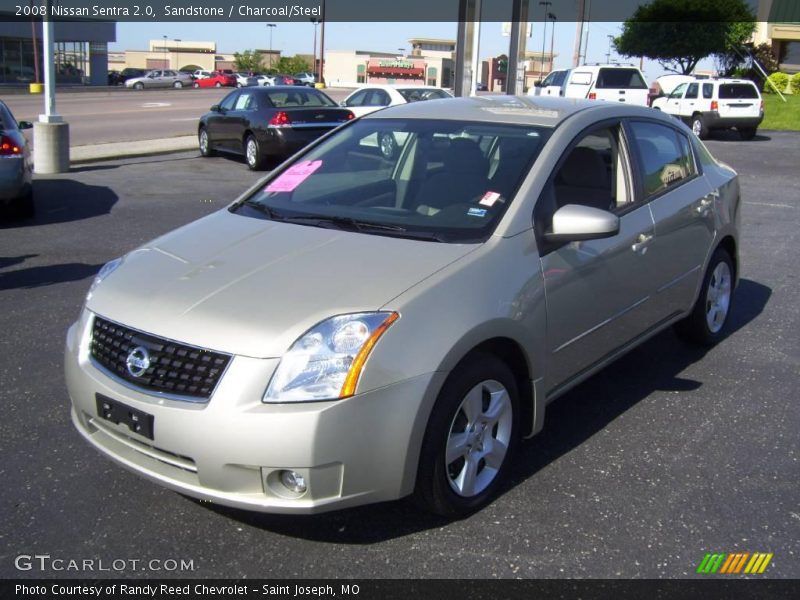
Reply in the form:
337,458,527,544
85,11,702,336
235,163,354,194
90,316,231,400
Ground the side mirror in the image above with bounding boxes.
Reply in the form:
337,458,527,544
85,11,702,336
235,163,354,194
210,104,221,112
18,120,33,130
340,100,348,107
534,81,543,87
544,204,619,243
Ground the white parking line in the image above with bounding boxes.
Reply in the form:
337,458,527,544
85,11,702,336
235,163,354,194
142,102,172,108
745,202,794,209
169,117,199,122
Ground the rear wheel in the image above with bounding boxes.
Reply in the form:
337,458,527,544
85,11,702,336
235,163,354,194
198,127,214,157
245,135,265,170
414,353,519,517
215,82,222,88
379,132,398,159
739,127,757,140
173,81,183,89
691,114,709,139
674,248,734,345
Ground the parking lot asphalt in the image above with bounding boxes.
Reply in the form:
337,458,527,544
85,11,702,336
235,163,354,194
1,131,798,579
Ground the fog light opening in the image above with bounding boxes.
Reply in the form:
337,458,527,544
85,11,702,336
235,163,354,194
280,470,307,494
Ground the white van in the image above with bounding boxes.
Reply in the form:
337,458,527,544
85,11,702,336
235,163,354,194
561,65,650,106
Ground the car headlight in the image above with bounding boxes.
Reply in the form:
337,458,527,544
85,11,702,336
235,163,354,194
264,312,399,403
85,257,123,302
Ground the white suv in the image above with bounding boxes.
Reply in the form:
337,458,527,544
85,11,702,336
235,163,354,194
651,78,764,140
553,65,650,106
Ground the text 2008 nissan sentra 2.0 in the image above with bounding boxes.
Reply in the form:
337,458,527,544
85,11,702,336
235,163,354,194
65,96,740,516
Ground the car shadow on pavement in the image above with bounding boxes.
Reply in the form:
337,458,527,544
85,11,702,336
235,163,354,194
195,278,771,543
0,262,103,290
0,179,118,229
707,130,772,143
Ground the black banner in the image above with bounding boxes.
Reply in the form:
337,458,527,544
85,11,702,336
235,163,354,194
3,579,800,600
0,0,761,23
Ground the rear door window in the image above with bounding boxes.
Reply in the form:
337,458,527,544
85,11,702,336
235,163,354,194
629,121,697,199
702,83,714,98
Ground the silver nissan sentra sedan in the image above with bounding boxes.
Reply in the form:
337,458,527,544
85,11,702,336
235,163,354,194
65,96,740,516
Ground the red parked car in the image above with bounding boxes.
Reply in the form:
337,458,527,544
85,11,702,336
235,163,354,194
193,72,236,88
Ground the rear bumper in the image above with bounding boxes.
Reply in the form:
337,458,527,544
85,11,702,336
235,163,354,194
259,127,338,157
702,111,764,129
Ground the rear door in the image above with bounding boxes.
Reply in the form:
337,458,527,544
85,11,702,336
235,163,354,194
717,83,761,119
626,120,715,319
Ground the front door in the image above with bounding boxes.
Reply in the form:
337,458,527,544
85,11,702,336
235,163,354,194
537,123,659,391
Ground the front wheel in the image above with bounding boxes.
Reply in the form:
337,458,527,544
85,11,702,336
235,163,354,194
245,135,265,170
193,82,200,88
413,353,519,517
739,127,757,140
133,82,144,90
215,82,222,88
691,114,709,139
198,127,214,157
173,81,183,89
379,132,397,159
674,248,734,345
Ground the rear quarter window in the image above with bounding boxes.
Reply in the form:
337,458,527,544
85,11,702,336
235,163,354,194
570,71,592,85
718,84,759,99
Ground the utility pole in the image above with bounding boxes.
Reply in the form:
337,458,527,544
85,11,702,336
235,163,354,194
319,0,326,84
548,12,557,71
267,23,276,69
34,0,70,173
539,1,551,81
606,35,613,63
311,19,319,78
162,35,167,68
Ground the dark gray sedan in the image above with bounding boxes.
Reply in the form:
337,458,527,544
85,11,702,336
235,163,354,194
0,100,33,218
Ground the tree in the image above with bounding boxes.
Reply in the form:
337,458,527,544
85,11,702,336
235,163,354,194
233,49,264,73
614,0,755,74
272,56,311,74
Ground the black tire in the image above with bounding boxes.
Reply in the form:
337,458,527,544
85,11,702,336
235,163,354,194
133,82,144,90
193,82,200,88
5,190,35,219
739,127,757,141
691,114,709,140
198,127,215,157
244,135,266,170
413,353,519,517
215,82,222,88
674,248,735,346
173,81,183,89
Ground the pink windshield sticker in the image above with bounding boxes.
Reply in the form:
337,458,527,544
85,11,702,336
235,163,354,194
479,191,501,207
265,160,323,192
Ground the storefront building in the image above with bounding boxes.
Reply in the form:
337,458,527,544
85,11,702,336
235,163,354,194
325,38,455,88
108,40,241,74
0,18,115,85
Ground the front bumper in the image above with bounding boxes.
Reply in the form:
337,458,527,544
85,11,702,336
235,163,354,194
65,312,443,514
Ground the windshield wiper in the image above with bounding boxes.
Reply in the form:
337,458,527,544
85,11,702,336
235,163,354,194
281,215,449,242
238,200,283,219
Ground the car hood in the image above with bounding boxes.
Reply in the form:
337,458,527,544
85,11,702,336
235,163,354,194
88,209,477,358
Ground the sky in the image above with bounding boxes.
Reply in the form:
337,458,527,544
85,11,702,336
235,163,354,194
111,21,716,82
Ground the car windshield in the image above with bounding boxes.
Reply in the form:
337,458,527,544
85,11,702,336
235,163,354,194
265,89,337,107
233,119,548,243
718,84,759,99
397,88,452,102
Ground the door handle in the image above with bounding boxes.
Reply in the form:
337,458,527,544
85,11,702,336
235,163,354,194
631,233,653,254
696,190,718,215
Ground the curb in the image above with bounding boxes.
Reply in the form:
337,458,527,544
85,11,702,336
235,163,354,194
69,135,197,164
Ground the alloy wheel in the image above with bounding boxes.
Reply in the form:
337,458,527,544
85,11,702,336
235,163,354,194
445,379,513,497
705,261,732,333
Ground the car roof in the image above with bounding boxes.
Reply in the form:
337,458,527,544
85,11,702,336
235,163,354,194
354,84,446,91
363,94,659,127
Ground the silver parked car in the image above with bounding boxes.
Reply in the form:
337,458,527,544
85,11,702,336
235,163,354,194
65,96,740,516
125,69,193,90
0,100,34,218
